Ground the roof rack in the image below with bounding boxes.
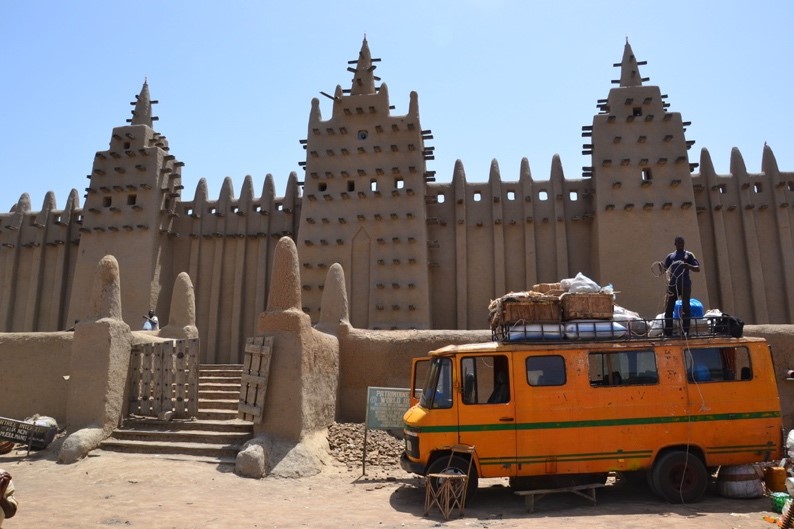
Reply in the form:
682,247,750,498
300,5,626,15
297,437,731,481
492,316,741,344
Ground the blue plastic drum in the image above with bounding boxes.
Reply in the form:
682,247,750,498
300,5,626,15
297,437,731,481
673,298,704,319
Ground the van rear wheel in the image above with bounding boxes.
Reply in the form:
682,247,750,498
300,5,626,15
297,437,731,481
651,451,708,503
426,455,479,504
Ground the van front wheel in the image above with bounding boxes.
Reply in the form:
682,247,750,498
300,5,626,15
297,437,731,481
651,451,708,503
426,455,479,504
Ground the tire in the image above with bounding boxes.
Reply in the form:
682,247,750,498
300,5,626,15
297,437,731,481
651,451,708,503
427,454,479,504
0,441,13,455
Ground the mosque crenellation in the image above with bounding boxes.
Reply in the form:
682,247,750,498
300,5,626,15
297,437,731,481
0,37,792,361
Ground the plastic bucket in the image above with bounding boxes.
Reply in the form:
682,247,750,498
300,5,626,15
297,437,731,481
717,465,765,499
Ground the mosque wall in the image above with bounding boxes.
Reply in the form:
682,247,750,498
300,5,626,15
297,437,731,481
693,149,794,324
0,332,72,424
169,175,301,362
0,151,792,361
0,193,80,332
425,159,597,328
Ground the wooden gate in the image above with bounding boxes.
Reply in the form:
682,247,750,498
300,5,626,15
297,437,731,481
127,339,199,419
238,336,273,423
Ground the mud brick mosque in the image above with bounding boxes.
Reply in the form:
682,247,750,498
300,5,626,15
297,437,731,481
1,38,792,362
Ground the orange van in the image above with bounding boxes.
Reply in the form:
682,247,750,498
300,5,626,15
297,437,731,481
401,333,782,503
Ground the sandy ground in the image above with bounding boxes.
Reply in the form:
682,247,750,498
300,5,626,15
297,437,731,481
0,442,783,529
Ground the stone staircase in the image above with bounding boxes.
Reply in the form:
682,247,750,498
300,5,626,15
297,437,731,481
100,364,254,464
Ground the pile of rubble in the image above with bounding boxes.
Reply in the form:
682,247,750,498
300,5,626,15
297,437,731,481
327,422,404,469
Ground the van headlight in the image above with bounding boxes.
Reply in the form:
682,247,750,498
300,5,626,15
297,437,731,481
404,430,419,458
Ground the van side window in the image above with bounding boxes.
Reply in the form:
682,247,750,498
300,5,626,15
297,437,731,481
589,350,658,386
526,355,566,386
461,355,510,404
685,346,752,383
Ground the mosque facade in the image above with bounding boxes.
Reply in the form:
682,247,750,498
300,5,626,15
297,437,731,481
1,39,792,362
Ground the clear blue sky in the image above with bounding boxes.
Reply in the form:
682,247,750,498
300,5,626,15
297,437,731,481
2,1,792,211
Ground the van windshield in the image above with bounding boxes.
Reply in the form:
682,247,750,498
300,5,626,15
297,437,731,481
420,357,452,409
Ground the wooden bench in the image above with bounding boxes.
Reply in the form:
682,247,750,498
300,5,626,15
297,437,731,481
514,483,606,513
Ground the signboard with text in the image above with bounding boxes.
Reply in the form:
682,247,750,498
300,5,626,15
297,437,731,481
0,416,57,448
365,387,410,430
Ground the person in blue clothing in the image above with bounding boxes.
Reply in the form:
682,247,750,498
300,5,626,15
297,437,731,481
663,236,700,337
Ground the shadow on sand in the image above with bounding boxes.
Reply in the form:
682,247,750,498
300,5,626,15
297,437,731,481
385,476,772,522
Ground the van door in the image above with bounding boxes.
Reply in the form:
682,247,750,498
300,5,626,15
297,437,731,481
456,354,517,478
515,352,572,477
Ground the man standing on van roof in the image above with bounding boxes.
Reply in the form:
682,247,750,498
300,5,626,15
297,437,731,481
663,236,700,337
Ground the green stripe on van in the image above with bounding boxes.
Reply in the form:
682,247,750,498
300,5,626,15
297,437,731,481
475,444,774,467
706,443,776,455
514,411,780,431
404,410,780,434
479,449,654,466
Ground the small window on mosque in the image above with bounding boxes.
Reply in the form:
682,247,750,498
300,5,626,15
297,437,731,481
538,190,548,201
753,183,762,194
395,177,404,189
123,142,131,149
370,179,378,192
642,168,652,182
347,180,355,192
127,194,137,206
633,107,642,117
473,192,482,202
319,183,327,192
437,193,445,204
103,196,112,207
569,191,579,201
507,191,516,201
358,130,368,140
